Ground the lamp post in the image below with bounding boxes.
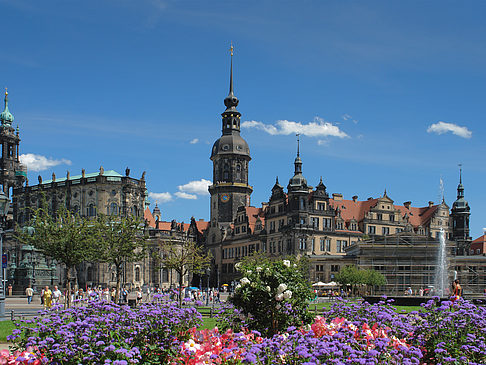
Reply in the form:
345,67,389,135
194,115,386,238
205,268,210,306
0,190,11,317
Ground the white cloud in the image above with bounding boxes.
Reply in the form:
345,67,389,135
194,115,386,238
342,113,358,124
177,178,211,196
189,138,199,144
242,117,349,138
317,139,329,146
427,121,472,139
20,153,72,172
148,192,172,203
174,191,197,200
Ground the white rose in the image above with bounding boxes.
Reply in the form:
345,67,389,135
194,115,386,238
265,286,271,292
235,262,241,270
256,266,262,272
247,270,252,274
240,277,250,285
293,264,297,268
283,260,291,267
277,283,287,294
275,293,284,301
266,267,271,272
283,290,292,300
235,284,241,290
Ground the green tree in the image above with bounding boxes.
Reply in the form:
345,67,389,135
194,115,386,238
17,205,96,307
93,214,148,304
158,238,211,307
363,269,387,295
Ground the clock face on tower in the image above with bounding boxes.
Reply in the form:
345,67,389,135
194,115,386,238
220,194,229,203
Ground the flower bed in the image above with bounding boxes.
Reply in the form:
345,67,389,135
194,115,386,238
5,297,486,364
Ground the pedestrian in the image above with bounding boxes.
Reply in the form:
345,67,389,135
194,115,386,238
52,286,62,305
42,286,52,309
452,279,462,300
7,284,12,296
40,287,45,305
136,288,142,305
25,285,34,304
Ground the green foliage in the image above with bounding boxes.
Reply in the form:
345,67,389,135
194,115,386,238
335,266,386,295
229,256,314,336
93,214,148,303
158,238,211,307
17,202,96,307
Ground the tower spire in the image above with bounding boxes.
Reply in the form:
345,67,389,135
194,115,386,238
229,42,234,96
223,43,239,112
459,163,462,184
0,87,14,127
296,133,300,157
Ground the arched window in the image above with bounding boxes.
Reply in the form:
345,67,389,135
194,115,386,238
223,164,229,181
131,205,138,217
110,203,118,215
88,204,96,217
135,266,141,282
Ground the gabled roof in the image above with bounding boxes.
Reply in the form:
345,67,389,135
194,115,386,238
144,207,156,228
245,206,265,232
472,234,486,244
329,197,442,229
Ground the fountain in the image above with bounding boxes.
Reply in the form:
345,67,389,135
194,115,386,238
434,228,448,297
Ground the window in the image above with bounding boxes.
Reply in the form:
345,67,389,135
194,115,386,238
317,202,326,211
300,198,305,209
316,265,325,272
270,221,275,232
326,239,331,252
336,221,343,230
300,218,306,225
242,226,246,232
279,219,284,228
135,266,141,282
323,218,332,229
299,237,307,250
377,213,382,221
235,227,240,234
131,205,138,216
368,226,376,234
350,223,357,230
389,214,395,222
311,217,319,229
382,227,390,235
330,265,340,272
320,238,325,251
337,240,345,253
88,204,96,217
110,203,118,215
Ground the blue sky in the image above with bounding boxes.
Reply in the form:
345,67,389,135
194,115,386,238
1,0,485,238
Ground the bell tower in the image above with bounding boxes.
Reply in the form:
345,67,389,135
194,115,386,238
208,45,252,229
451,166,471,255
0,89,26,197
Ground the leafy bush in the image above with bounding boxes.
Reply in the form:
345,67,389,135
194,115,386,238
229,256,313,336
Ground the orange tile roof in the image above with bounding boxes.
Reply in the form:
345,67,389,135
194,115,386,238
144,208,156,228
329,198,440,228
245,206,265,232
472,234,486,244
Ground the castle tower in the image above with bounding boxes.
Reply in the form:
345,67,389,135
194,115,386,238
451,167,471,255
208,45,252,229
0,89,26,197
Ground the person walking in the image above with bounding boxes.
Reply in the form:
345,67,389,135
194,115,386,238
52,286,62,305
25,285,34,304
42,286,52,309
452,279,462,300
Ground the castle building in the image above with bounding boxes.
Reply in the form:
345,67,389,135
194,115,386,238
207,50,481,294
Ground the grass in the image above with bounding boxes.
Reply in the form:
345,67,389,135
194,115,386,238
0,321,16,342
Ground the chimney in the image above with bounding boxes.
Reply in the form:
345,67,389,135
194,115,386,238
332,193,343,201
352,195,358,202
403,201,411,209
428,201,434,208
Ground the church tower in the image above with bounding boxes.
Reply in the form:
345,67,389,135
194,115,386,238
0,89,26,197
208,45,252,229
451,167,471,255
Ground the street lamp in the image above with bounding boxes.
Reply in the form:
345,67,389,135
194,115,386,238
0,190,10,317
205,268,210,305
